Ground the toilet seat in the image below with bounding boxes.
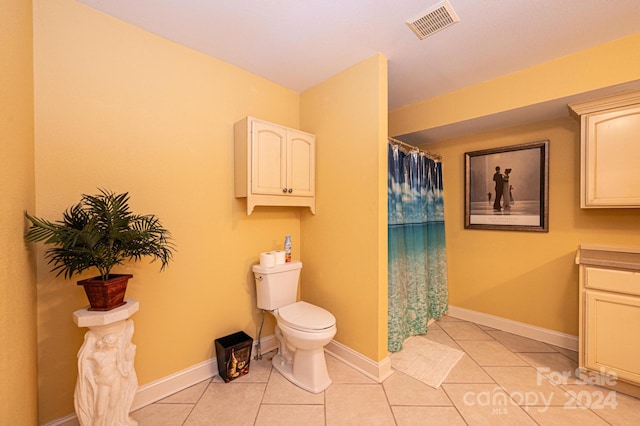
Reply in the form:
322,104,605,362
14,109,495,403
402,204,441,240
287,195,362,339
278,301,336,332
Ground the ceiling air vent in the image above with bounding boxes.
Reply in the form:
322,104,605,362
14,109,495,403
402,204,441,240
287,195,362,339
406,0,460,40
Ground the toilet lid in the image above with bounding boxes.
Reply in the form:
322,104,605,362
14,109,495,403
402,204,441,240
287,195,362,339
278,301,336,331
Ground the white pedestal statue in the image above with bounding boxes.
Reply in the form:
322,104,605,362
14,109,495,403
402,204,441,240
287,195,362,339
73,299,139,426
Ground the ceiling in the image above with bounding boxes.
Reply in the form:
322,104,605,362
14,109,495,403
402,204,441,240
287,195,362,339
77,0,640,141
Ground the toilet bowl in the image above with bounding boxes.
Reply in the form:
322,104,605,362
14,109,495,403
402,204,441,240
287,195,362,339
252,261,337,393
271,301,336,393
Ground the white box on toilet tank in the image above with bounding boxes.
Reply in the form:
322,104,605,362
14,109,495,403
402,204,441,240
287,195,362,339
253,260,302,310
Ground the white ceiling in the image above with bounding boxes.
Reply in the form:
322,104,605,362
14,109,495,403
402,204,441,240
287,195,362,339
77,0,640,140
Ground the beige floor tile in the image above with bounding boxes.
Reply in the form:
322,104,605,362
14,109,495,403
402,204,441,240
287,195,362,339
438,315,465,322
550,344,579,362
428,321,442,330
158,379,209,403
439,321,494,340
183,382,265,425
486,330,555,353
443,383,537,425
261,369,325,405
383,370,453,406
559,383,619,406
255,404,325,426
326,353,375,384
561,384,640,425
326,384,395,426
457,340,529,367
478,324,497,331
517,352,581,384
594,391,640,426
392,406,466,426
524,406,609,425
444,354,495,384
237,354,275,382
131,403,193,426
423,329,463,350
484,366,576,406
133,317,633,426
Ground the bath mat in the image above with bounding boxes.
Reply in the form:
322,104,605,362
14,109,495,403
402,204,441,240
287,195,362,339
390,336,464,389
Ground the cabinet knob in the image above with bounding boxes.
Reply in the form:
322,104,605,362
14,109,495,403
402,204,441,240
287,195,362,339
282,188,287,193
288,189,293,193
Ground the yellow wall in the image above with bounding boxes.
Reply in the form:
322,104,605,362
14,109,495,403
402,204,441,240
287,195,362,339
420,117,640,335
33,0,302,421
300,54,389,361
0,0,38,423
389,32,640,137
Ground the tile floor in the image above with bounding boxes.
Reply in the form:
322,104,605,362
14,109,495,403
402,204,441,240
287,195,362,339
131,316,640,425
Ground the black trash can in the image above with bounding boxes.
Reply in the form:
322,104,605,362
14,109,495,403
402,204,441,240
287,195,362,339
215,331,253,382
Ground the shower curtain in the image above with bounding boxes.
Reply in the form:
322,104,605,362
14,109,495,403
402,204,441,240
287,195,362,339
388,142,448,352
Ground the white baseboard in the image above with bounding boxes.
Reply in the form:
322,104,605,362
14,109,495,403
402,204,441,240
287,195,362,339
41,414,79,426
131,357,217,410
131,334,278,410
325,340,393,383
447,305,578,351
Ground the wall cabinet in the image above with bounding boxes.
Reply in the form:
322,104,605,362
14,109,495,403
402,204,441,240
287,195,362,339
570,91,640,208
234,117,315,215
576,244,640,397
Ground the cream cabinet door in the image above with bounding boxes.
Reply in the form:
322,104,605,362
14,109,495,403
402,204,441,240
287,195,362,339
235,116,316,214
585,290,640,384
251,121,287,195
583,105,640,207
287,130,315,197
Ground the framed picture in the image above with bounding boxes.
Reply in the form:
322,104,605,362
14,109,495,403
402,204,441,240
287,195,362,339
464,140,549,232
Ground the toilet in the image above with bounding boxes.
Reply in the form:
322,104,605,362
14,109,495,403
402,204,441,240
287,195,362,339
253,260,336,393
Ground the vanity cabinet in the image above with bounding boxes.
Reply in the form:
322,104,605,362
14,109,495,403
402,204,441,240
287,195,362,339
576,244,640,397
234,117,315,215
569,91,640,208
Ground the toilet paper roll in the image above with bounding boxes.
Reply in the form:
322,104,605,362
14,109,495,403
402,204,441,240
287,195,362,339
274,250,286,265
259,252,276,268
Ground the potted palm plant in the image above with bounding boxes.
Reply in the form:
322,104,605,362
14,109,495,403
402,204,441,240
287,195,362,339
25,189,175,311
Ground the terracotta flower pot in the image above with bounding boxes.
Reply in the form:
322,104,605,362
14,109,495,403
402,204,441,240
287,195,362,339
77,274,133,311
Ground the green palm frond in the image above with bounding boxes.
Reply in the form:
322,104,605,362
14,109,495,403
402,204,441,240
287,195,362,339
25,189,175,281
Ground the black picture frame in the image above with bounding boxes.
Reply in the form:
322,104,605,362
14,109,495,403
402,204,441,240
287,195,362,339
464,140,549,232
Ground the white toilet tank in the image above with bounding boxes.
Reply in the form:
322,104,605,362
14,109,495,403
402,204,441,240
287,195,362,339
253,260,302,310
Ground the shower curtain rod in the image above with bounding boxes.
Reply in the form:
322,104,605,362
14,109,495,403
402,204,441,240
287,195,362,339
388,137,442,161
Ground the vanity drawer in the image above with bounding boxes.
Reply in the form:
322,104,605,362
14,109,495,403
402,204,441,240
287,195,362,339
585,267,640,296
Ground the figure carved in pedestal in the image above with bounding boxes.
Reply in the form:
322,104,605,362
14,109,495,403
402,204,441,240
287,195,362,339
74,320,138,426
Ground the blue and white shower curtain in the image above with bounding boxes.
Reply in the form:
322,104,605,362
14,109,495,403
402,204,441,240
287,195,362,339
388,142,448,352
